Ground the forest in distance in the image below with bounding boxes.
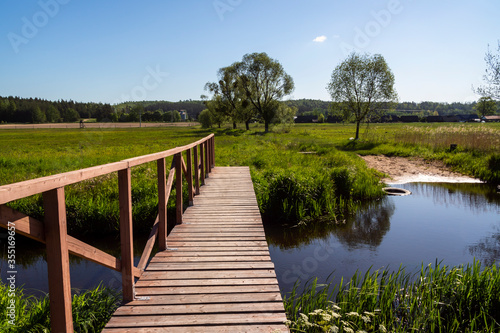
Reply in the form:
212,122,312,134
1,95,498,125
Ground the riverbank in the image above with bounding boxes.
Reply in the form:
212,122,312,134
361,155,483,184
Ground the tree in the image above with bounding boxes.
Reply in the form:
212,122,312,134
198,109,213,128
327,52,397,140
31,106,46,123
236,52,294,132
205,64,246,129
61,108,80,122
45,105,60,123
204,96,228,128
476,41,500,99
172,110,181,122
474,96,497,117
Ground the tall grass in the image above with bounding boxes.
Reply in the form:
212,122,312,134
1,126,386,232
361,123,500,184
0,283,120,332
394,124,500,153
284,261,500,332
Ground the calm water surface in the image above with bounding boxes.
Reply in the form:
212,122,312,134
1,183,499,297
268,182,500,293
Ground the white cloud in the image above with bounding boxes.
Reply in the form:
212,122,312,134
313,35,327,43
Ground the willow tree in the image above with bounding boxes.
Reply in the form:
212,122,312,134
476,41,500,99
237,52,294,132
327,52,397,140
205,64,244,129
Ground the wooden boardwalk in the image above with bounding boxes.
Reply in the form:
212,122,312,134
103,167,289,332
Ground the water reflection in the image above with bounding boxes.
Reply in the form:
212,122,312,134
265,198,395,251
269,182,499,294
333,199,394,250
0,231,154,297
469,226,500,266
406,183,500,213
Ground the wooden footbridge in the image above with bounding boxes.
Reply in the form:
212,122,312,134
0,134,288,333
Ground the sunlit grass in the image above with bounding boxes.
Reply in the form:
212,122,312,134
284,261,500,332
0,283,120,332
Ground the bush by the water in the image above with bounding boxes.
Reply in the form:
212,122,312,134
284,261,500,332
0,283,120,332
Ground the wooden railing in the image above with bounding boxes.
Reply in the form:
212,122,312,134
0,134,215,333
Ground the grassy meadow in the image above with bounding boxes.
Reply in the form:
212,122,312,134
1,122,499,331
1,122,499,235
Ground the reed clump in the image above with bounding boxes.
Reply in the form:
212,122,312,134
0,283,120,332
394,124,500,153
284,261,500,332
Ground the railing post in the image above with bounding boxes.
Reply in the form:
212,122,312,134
211,136,215,168
194,144,200,195
175,153,183,225
205,140,211,175
186,148,194,205
43,187,74,333
118,168,135,302
157,158,167,251
200,142,205,185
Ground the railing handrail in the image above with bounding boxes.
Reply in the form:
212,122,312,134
0,133,214,205
0,133,216,333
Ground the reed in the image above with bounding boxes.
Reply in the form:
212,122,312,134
284,261,500,332
0,283,120,332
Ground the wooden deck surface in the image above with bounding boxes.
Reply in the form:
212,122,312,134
103,167,289,332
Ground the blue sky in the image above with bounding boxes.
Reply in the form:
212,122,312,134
0,0,498,104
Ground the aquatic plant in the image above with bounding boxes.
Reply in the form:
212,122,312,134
284,261,500,332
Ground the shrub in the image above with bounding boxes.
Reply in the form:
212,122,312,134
198,109,213,128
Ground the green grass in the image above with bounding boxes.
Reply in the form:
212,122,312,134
359,122,500,184
0,283,120,333
284,261,500,332
0,122,498,235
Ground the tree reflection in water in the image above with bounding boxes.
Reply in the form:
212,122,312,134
333,199,395,250
265,198,395,250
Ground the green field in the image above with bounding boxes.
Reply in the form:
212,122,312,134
1,123,499,332
1,122,499,235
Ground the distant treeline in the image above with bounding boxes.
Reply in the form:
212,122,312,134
287,99,495,117
115,100,205,120
0,96,114,124
1,96,497,124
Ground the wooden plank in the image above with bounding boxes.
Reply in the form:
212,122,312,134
140,270,278,280
135,278,279,288
123,291,283,305
165,241,269,247
155,251,270,257
149,255,271,263
43,187,74,333
102,325,289,333
134,284,281,295
105,312,287,328
112,302,285,316
146,262,276,270
137,278,277,288
119,168,135,302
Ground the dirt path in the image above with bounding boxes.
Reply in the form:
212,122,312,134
361,155,482,184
